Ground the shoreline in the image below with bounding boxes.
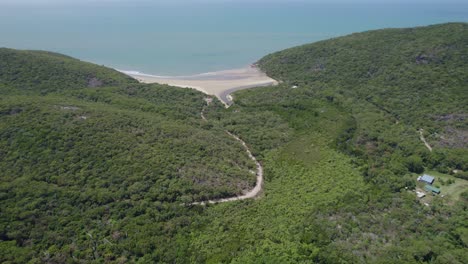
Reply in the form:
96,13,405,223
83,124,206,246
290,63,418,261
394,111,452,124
118,65,278,106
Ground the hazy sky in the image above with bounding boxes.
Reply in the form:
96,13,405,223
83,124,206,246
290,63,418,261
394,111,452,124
2,0,466,4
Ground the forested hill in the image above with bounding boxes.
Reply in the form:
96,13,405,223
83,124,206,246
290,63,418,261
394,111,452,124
1,23,467,263
192,23,467,262
259,23,467,138
259,22,468,180
0,48,137,93
0,48,259,262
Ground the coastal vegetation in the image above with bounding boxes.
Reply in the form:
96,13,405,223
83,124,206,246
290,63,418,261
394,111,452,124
1,23,467,263
0,48,259,262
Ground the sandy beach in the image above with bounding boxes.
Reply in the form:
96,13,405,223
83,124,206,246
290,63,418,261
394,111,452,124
120,66,278,106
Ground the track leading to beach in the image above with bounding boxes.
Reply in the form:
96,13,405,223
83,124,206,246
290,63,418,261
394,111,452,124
194,98,264,205
123,67,273,203
218,81,278,107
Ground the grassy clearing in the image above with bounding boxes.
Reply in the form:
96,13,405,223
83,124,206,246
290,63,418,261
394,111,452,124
424,170,468,203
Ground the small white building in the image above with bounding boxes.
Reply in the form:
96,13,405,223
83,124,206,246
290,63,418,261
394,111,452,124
416,191,425,198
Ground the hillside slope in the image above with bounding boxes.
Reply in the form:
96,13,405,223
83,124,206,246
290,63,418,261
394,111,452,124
186,23,468,263
259,22,468,178
1,23,467,263
0,49,258,263
0,48,137,93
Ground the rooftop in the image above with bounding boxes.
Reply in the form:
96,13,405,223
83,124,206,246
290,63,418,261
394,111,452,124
425,185,440,194
419,174,435,184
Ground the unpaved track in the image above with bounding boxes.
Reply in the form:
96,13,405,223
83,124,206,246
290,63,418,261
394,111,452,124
219,81,278,107
192,99,264,205
419,129,433,152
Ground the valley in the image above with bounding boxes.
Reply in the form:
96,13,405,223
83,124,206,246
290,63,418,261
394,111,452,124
0,23,467,263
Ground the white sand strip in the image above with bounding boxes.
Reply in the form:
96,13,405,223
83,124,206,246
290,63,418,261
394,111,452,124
119,66,278,106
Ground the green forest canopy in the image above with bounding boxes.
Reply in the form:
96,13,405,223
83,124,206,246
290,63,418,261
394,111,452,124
1,23,467,263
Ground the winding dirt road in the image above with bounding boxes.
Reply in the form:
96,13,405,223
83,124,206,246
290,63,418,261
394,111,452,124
193,99,264,205
218,81,278,107
419,129,433,152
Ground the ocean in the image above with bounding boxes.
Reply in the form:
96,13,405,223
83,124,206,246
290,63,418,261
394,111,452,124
1,1,467,75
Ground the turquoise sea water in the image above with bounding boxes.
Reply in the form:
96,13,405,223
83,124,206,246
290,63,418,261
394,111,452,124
1,1,467,75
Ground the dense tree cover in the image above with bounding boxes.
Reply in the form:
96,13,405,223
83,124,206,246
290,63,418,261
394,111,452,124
1,23,467,263
189,23,467,263
0,49,257,262
0,48,137,94
190,80,466,262
259,22,468,182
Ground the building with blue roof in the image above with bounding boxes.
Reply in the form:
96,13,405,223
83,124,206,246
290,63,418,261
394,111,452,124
418,174,435,185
